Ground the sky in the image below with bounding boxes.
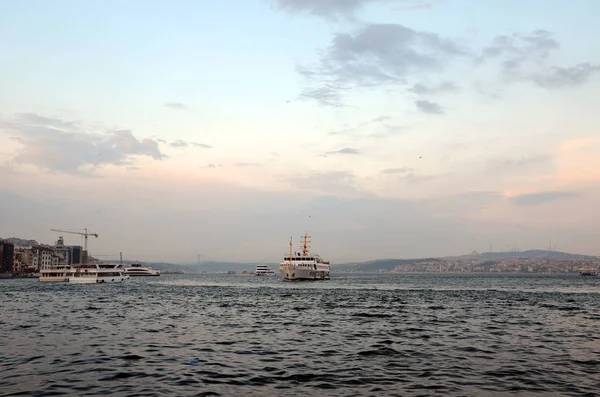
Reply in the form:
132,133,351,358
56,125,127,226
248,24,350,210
1,0,599,263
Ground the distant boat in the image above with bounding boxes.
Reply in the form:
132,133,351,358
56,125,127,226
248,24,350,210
123,262,160,277
227,270,236,275
580,267,598,276
255,264,275,276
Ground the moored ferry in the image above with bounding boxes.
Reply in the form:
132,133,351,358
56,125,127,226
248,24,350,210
69,263,129,284
279,232,330,281
39,265,75,282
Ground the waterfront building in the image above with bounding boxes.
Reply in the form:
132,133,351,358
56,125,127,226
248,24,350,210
0,242,14,273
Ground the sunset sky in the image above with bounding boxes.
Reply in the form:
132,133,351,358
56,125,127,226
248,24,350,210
1,0,599,263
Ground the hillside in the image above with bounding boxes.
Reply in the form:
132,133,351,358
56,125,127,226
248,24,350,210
459,250,597,261
344,258,442,272
0,237,40,246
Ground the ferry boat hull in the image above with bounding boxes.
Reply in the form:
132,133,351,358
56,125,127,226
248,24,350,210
280,267,330,281
69,275,129,284
124,271,160,277
40,276,71,283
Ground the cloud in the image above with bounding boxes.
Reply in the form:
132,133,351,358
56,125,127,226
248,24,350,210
371,115,391,123
0,113,163,174
14,113,80,130
409,81,458,95
392,0,439,11
512,191,579,206
328,127,356,136
487,155,553,174
169,140,213,149
298,23,467,106
478,30,600,88
479,30,558,64
164,102,188,110
298,85,344,107
326,148,361,155
191,142,213,149
381,167,414,174
271,0,441,20
270,0,377,21
532,63,600,88
170,139,188,148
415,99,443,114
200,163,222,169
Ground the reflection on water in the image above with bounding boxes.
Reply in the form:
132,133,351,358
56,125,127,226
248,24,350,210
1,273,599,396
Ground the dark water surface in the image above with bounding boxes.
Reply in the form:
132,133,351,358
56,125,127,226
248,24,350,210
1,273,599,396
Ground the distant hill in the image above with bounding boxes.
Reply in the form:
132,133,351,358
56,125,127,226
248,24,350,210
0,237,39,246
459,250,597,261
344,258,442,272
336,250,597,272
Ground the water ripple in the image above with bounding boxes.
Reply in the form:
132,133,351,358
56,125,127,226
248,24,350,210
0,273,599,396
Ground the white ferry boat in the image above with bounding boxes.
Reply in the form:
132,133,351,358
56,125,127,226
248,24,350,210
279,232,330,281
580,267,598,276
39,265,75,282
255,264,276,276
69,263,129,284
123,262,160,277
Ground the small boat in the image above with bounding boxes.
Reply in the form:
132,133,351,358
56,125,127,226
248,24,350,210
123,262,160,277
279,232,330,281
255,264,275,276
69,263,129,284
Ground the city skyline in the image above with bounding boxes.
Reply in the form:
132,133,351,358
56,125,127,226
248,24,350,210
1,0,599,263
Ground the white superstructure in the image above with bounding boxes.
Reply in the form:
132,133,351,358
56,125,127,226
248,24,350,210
69,263,129,284
255,264,276,276
279,232,330,281
123,262,160,276
39,265,75,282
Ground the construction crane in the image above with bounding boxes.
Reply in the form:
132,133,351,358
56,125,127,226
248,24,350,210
50,228,98,253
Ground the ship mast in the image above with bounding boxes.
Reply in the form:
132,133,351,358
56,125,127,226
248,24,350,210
289,237,293,263
301,231,311,256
